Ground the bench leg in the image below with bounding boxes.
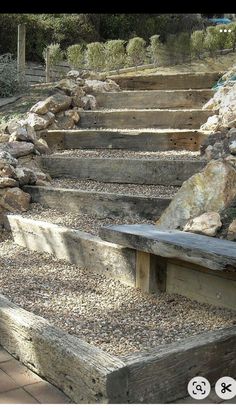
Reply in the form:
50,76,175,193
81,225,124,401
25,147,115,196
136,251,167,293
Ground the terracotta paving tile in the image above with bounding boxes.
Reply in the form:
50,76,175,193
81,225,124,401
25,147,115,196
24,381,71,403
0,368,18,393
0,388,39,404
0,347,13,363
0,359,42,387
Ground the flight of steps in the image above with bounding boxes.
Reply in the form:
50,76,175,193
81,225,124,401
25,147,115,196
11,71,219,259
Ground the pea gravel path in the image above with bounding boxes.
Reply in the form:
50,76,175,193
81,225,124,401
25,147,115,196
51,178,179,198
0,233,235,357
50,149,202,160
24,203,154,235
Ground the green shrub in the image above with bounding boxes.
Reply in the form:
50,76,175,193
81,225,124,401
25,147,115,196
126,37,146,68
43,43,64,66
0,53,27,97
191,30,205,58
148,35,161,66
175,32,191,63
67,44,85,69
105,40,126,72
86,42,105,71
228,22,236,50
204,26,219,56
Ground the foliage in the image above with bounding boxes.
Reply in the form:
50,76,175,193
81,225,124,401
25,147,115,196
126,37,146,68
43,43,64,66
190,30,205,58
86,42,105,71
67,44,85,69
148,35,161,66
104,40,126,72
204,26,220,56
0,53,27,97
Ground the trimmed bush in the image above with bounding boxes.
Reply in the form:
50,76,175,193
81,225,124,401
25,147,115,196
204,26,219,56
105,40,126,72
67,44,85,69
43,43,64,66
86,42,105,71
191,30,205,58
148,35,161,66
126,37,146,68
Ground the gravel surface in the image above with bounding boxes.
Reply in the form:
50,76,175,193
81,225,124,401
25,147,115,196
50,149,202,161
24,203,155,235
0,233,235,357
51,178,179,198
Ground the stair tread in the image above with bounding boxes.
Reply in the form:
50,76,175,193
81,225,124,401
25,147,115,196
48,128,206,133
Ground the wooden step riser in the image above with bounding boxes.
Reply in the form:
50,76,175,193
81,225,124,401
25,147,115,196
41,157,206,186
78,110,213,129
95,90,214,109
45,130,207,151
24,185,171,220
109,72,221,90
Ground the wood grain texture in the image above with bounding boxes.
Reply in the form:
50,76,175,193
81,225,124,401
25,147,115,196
99,224,236,271
123,326,236,402
0,294,128,403
166,262,236,310
110,72,221,90
45,129,207,152
78,109,214,129
41,157,206,186
8,215,136,286
95,90,214,109
24,185,171,219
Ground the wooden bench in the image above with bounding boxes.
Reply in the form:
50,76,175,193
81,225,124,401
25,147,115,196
100,224,236,310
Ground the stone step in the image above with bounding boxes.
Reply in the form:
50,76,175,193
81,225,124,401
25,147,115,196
95,90,214,109
45,129,208,152
41,156,206,186
108,72,221,90
24,185,171,219
78,109,214,129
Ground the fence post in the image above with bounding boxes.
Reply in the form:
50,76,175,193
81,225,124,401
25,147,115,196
17,24,26,81
46,47,51,83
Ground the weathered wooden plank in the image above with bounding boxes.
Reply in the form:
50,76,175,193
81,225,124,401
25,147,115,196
99,224,236,271
45,129,207,152
95,90,214,109
7,215,136,286
24,185,171,219
78,109,214,129
123,326,236,403
166,262,236,310
136,251,167,293
41,157,206,186
0,294,128,403
110,72,221,90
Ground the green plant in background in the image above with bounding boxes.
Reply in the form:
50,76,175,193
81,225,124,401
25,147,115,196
67,44,85,69
43,43,64,66
0,53,27,97
105,40,126,73
204,26,219,57
175,32,191,63
148,35,161,66
190,30,205,58
86,42,105,71
126,37,147,69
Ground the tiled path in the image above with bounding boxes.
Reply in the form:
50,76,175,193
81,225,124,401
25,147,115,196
0,346,71,404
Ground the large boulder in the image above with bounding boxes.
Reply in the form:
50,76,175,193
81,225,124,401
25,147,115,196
0,151,18,167
31,93,72,115
26,112,55,131
14,167,37,186
0,164,16,179
55,78,78,95
0,142,35,158
0,187,30,212
227,219,236,240
183,212,222,237
83,79,120,93
0,177,18,188
156,158,236,230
